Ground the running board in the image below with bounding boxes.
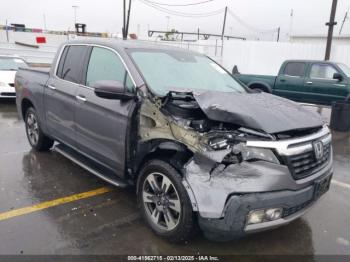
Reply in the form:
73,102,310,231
54,144,128,188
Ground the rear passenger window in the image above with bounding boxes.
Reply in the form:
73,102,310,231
86,47,134,91
57,45,87,84
284,62,306,77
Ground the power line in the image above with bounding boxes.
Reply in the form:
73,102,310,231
144,0,214,7
227,8,278,33
139,0,224,18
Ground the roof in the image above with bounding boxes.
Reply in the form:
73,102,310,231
284,59,340,64
291,34,350,39
65,38,199,54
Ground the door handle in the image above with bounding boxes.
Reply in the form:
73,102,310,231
47,85,56,90
76,95,87,102
280,79,286,82
306,81,313,85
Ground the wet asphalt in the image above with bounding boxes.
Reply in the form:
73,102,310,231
0,100,349,255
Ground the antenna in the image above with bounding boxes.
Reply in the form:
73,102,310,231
339,6,350,35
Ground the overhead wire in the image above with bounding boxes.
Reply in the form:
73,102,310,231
227,8,278,33
139,0,225,18
143,0,214,7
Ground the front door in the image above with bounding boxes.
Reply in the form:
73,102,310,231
75,46,136,176
304,63,348,105
45,45,89,147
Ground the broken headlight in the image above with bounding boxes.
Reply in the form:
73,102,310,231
241,146,279,164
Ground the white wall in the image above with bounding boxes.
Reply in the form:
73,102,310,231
222,40,350,75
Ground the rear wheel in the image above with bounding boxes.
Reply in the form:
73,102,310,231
25,107,54,151
137,159,195,243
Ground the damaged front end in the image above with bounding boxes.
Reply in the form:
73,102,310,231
137,90,332,241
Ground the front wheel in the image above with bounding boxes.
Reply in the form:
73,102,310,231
25,107,54,151
137,159,196,243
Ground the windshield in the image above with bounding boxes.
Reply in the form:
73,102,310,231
0,57,28,71
129,49,246,96
337,63,350,77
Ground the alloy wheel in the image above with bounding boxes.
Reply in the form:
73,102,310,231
142,172,181,231
26,112,39,146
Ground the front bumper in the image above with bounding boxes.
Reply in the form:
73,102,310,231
198,170,332,241
0,85,16,98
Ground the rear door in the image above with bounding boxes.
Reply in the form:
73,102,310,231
273,62,307,102
304,63,348,105
75,46,136,176
45,45,89,147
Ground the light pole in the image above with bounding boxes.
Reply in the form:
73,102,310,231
72,5,79,26
166,16,170,32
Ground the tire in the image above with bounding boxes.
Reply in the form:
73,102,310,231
25,107,54,151
137,159,195,243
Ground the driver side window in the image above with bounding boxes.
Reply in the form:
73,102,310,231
310,64,338,80
86,47,134,91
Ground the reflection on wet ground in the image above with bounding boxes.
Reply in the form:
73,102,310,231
0,100,349,255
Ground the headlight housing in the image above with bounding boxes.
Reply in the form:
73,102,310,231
241,146,280,164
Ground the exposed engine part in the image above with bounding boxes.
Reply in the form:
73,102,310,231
162,91,206,119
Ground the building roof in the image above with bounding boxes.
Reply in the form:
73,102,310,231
291,34,350,39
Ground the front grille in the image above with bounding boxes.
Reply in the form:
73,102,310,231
8,83,15,87
285,142,331,180
282,199,313,217
0,92,16,96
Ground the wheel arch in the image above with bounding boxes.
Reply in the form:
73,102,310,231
248,81,272,93
132,139,194,179
21,98,35,120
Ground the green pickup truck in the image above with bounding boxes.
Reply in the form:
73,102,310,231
235,60,350,105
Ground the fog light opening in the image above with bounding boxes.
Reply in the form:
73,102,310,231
247,210,265,224
247,207,283,225
265,208,283,221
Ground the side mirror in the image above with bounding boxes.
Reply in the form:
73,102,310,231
232,65,240,75
333,72,343,81
93,80,134,100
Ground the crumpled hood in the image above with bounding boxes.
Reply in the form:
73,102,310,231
193,91,323,134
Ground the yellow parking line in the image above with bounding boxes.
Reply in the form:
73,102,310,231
0,187,112,222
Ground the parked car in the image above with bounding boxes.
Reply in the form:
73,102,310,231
0,55,28,98
235,60,350,105
15,40,333,242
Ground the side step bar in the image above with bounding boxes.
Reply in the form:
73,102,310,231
54,143,128,188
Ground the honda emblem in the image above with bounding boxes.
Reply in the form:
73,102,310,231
313,141,324,160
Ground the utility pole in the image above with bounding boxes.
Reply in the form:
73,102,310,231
166,16,170,31
125,0,132,38
325,0,338,61
72,5,79,26
43,14,47,31
289,9,294,41
122,0,132,40
123,0,126,39
277,27,280,42
221,6,228,41
339,9,349,35
5,19,9,43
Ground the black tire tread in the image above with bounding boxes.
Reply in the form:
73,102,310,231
25,107,54,151
137,159,196,243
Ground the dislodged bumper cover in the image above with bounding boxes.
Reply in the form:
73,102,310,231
184,150,333,219
193,91,323,134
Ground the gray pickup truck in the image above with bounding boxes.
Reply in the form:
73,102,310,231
15,39,333,242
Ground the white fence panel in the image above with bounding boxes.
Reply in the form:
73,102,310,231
222,40,350,75
222,41,328,75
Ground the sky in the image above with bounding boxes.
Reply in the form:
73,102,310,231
1,0,350,40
